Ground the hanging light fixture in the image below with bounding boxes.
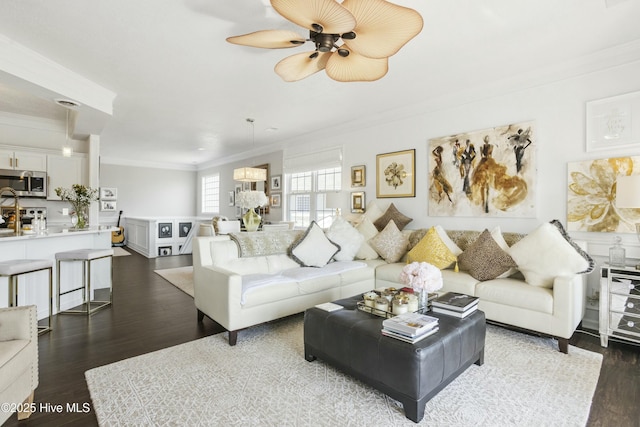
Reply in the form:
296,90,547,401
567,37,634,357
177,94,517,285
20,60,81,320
233,118,267,182
62,108,73,157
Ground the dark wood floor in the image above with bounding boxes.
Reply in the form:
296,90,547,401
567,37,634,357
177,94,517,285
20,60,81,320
3,248,640,426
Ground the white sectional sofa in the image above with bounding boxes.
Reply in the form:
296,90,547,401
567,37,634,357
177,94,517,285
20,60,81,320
192,229,375,345
193,218,593,353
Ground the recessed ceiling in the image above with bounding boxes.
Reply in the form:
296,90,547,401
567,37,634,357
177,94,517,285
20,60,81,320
0,0,639,168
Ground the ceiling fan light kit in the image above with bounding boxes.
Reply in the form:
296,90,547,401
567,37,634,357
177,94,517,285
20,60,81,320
226,0,423,82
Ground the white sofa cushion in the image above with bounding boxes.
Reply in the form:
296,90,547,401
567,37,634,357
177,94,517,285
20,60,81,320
290,221,340,267
476,278,553,314
509,222,590,288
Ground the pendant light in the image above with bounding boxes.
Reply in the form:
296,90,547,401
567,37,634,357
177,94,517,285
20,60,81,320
62,108,73,157
233,118,267,182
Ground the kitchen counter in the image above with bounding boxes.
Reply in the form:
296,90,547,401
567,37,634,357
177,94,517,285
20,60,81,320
0,225,115,241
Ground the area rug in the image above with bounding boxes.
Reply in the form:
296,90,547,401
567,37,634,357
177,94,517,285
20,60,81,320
85,316,602,427
154,266,193,296
112,247,131,257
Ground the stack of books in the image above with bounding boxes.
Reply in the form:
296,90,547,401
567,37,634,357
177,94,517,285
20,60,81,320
431,292,479,318
381,312,439,343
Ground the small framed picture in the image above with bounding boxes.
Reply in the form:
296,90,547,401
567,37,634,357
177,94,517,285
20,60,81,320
351,165,365,187
228,191,235,206
158,222,172,238
179,222,192,238
271,175,282,191
351,191,365,213
100,187,117,201
586,90,640,152
100,201,117,211
271,193,281,208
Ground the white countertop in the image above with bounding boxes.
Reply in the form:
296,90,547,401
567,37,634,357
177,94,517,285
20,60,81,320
0,226,116,242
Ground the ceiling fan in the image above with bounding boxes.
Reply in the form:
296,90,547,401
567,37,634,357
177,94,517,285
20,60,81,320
226,0,423,82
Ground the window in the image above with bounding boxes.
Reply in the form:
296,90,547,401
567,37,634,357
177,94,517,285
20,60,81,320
287,167,341,228
201,173,220,214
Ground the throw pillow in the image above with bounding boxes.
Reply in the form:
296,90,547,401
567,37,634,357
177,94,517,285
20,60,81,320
458,229,517,281
368,220,409,263
354,217,380,260
373,203,413,231
549,219,595,274
362,200,385,223
325,216,365,261
490,226,518,278
508,222,591,288
290,221,340,267
406,226,459,269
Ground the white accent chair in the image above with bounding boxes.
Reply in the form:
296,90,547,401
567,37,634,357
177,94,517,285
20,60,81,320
0,305,39,423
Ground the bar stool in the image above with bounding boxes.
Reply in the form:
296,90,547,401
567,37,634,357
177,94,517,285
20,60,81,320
0,259,53,334
56,248,113,315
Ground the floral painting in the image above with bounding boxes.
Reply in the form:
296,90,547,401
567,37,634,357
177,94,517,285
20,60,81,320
567,156,640,232
428,121,536,217
376,149,415,198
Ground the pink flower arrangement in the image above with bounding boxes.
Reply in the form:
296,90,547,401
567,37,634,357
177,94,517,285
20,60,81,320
399,261,443,293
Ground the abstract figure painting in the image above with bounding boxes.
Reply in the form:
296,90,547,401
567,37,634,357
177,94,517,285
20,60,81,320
428,121,536,217
567,156,640,232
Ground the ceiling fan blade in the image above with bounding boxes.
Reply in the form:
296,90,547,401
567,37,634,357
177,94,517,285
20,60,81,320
341,0,423,59
226,30,305,49
271,0,356,34
274,51,332,82
324,46,388,82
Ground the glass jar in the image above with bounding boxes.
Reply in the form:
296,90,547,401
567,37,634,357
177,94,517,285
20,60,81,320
392,297,409,315
374,297,389,312
363,292,378,308
609,236,626,267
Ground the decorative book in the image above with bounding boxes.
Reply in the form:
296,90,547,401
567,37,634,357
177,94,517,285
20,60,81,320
381,327,439,343
432,305,478,318
314,302,344,312
382,312,439,337
431,292,479,312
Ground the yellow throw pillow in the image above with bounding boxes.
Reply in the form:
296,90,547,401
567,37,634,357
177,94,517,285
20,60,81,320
406,226,458,269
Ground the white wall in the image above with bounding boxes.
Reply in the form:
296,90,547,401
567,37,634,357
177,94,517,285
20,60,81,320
99,163,197,224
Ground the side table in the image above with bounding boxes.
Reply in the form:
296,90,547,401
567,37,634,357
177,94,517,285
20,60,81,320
599,263,640,347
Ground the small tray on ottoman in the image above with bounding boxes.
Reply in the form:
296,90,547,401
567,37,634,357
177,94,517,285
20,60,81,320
357,289,438,319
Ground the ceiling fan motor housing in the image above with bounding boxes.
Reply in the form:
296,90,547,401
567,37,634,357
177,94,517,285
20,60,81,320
311,30,340,52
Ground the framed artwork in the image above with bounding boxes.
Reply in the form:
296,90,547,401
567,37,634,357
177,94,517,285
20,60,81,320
567,156,640,232
271,175,282,190
428,121,537,218
179,222,192,237
351,165,366,187
100,201,116,211
271,193,281,208
376,149,415,198
351,191,365,213
100,187,117,201
586,90,640,152
228,191,235,206
158,222,172,238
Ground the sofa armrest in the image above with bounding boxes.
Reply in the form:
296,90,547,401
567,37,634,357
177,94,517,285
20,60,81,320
0,306,37,342
551,274,587,338
193,265,243,331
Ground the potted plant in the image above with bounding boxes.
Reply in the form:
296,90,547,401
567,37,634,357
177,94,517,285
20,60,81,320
55,184,99,229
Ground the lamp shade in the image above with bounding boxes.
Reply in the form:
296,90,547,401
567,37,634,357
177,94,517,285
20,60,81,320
325,191,343,208
616,175,640,208
233,167,267,182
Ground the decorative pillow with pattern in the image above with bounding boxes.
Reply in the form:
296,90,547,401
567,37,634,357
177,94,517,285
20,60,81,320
326,216,365,261
355,217,380,260
458,229,517,281
373,203,413,232
406,226,460,269
368,220,408,263
509,222,591,288
290,221,340,267
489,226,519,278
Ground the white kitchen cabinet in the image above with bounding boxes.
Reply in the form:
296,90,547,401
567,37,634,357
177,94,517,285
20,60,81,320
46,154,87,199
0,149,47,171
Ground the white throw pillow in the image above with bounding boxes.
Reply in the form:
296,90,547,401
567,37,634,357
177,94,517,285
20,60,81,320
290,221,340,267
326,216,364,261
355,217,380,260
363,200,385,223
508,222,590,288
490,226,518,278
435,225,463,256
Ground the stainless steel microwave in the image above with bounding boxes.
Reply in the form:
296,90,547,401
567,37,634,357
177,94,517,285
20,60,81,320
0,169,47,198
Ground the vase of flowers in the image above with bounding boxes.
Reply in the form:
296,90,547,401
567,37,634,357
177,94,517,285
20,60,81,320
55,184,99,230
235,190,268,232
399,261,443,310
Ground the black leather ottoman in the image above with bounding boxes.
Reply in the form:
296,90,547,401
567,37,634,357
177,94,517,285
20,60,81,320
304,295,486,423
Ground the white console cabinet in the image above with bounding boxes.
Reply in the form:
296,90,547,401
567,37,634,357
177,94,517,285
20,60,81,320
125,217,206,258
